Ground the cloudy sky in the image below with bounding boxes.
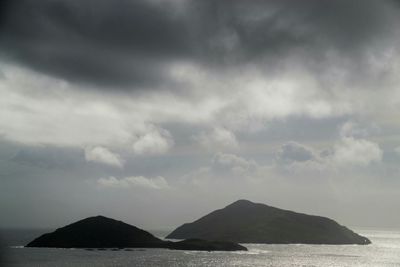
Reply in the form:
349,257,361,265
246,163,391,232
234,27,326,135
1,0,400,230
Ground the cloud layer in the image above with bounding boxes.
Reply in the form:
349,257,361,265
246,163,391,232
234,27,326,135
1,0,400,229
1,0,400,91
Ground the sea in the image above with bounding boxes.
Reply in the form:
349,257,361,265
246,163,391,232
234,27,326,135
1,228,399,267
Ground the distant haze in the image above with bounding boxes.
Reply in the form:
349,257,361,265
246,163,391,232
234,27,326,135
0,0,400,230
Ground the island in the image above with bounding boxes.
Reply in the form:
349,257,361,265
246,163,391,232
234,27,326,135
26,215,247,251
166,199,371,245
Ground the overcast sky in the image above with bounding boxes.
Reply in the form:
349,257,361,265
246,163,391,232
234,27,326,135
1,0,400,230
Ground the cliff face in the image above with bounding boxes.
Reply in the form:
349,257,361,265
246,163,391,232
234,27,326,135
167,200,371,245
26,215,247,251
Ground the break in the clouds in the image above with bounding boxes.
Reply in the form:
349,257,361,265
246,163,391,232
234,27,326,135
1,0,400,229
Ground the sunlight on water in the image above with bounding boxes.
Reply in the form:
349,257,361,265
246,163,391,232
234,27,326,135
2,229,400,267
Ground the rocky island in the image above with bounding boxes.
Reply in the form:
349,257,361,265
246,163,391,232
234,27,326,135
26,215,246,251
167,200,371,245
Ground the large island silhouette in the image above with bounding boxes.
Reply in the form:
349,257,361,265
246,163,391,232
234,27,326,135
167,200,371,245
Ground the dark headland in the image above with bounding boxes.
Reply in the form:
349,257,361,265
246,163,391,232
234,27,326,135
167,200,371,245
26,216,246,251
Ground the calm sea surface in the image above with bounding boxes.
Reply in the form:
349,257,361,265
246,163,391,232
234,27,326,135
1,229,399,267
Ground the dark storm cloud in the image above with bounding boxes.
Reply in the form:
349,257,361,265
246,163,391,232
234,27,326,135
191,0,394,60
0,0,193,88
0,0,398,89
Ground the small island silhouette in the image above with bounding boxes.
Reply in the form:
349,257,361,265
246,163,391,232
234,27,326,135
26,215,246,251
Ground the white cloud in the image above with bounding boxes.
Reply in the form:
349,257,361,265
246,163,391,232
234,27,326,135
221,67,353,128
332,137,383,166
193,127,238,151
97,176,169,190
333,122,383,166
84,146,124,168
132,127,174,155
0,64,138,147
0,51,399,160
185,135,383,189
276,133,383,172
395,146,400,155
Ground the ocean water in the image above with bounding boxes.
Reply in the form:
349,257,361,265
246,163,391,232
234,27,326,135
1,229,399,267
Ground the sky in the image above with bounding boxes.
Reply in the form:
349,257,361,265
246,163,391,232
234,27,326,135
0,0,400,230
